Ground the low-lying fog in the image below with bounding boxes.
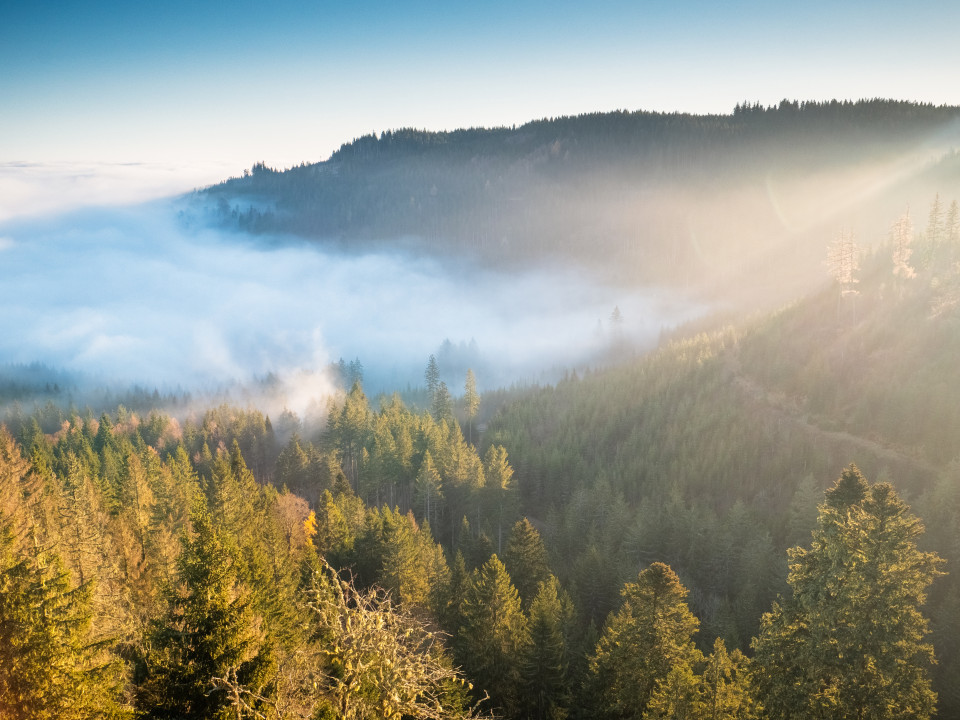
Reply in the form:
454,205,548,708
0,195,702,413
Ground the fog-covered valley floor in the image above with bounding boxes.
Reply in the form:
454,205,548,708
0,192,702,409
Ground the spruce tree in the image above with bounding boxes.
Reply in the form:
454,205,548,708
483,445,517,555
457,554,529,717
0,525,130,719
698,638,760,720
521,575,573,720
503,518,552,607
425,355,441,405
463,369,480,446
135,496,275,719
0,429,129,719
752,465,943,720
589,562,701,719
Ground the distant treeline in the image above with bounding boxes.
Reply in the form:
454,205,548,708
199,100,960,290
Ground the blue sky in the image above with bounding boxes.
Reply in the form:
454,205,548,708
3,0,960,198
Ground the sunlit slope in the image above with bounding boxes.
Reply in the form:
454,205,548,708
202,100,960,300
490,230,960,519
483,227,960,711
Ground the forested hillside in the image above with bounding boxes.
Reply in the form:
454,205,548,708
199,100,960,301
2,191,960,718
485,190,960,714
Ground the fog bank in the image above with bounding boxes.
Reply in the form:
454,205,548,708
0,196,703,410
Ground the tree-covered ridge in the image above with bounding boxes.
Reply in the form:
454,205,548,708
0,399,944,718
480,192,960,714
198,100,960,291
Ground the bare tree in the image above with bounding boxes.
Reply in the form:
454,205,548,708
308,561,490,720
891,208,916,289
826,226,860,321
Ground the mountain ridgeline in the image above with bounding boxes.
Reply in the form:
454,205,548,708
201,99,960,300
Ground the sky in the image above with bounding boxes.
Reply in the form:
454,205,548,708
3,0,960,213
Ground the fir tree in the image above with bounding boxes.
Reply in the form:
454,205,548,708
464,369,480,446
521,575,574,720
0,526,130,719
0,429,129,719
458,554,530,718
425,355,441,403
752,465,943,720
503,518,552,607
589,562,701,719
135,496,275,719
483,445,517,555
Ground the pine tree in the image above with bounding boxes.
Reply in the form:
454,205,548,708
503,518,552,607
826,227,859,321
521,575,574,720
0,429,129,719
416,451,444,528
464,369,480,446
752,465,943,720
483,445,517,555
458,554,530,717
891,207,916,284
698,638,760,720
432,381,454,425
0,525,130,719
946,199,959,244
589,562,701,719
642,664,703,720
927,192,944,245
425,355,441,404
135,496,275,719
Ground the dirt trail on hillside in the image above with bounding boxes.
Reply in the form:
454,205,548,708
723,352,940,482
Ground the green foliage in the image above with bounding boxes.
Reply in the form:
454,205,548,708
521,575,575,720
457,554,530,718
351,505,450,616
463,369,480,444
503,518,552,607
204,101,960,290
698,638,760,720
135,497,275,719
0,428,130,720
752,467,943,720
590,562,701,719
643,663,704,720
0,530,130,719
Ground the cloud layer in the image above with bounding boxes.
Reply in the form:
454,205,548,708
0,195,701,408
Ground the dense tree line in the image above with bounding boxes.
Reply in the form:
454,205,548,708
0,406,943,718
197,101,960,293
482,193,960,715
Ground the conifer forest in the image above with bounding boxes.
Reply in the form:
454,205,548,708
4,103,960,719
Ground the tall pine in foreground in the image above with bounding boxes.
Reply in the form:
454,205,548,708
589,562,701,719
0,428,129,720
752,465,944,720
135,495,275,719
457,554,529,718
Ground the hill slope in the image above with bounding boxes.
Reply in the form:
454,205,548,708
199,100,960,304
485,219,960,711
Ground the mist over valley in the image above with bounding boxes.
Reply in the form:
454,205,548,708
0,187,700,411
